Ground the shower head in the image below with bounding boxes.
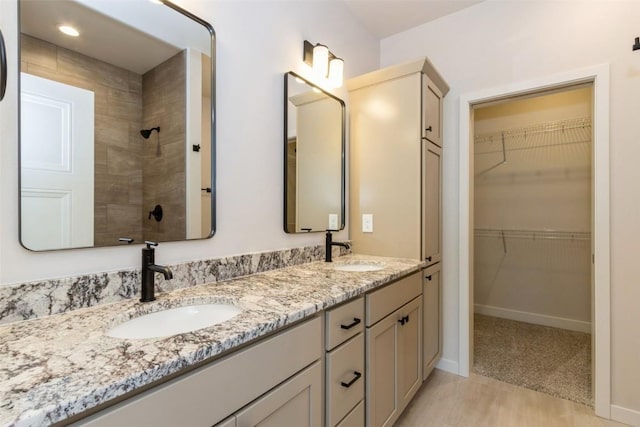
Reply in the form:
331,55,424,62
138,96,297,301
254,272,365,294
140,126,160,139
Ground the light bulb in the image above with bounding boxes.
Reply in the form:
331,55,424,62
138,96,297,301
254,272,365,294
58,25,79,37
312,44,329,78
329,57,344,88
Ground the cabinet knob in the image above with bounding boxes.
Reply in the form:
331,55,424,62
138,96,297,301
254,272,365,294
425,275,432,281
425,256,432,262
340,318,361,330
340,371,362,388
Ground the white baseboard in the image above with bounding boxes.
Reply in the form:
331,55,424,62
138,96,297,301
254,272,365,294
611,405,640,426
435,357,459,375
474,304,591,333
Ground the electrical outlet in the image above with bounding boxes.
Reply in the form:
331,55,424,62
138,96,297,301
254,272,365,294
328,214,338,230
362,214,373,233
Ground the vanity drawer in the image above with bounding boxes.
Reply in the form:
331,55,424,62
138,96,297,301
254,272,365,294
326,333,365,426
366,272,421,326
326,297,364,350
336,400,364,427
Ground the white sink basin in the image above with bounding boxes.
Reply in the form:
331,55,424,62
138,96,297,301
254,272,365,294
106,304,242,339
333,263,385,272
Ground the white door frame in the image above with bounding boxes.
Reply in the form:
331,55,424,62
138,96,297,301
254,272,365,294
458,63,610,417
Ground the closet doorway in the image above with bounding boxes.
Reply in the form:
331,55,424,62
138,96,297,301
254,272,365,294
458,64,611,417
472,86,593,405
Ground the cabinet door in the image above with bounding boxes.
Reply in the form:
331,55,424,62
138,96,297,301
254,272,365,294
422,141,442,266
397,296,422,410
422,75,443,147
336,400,364,427
423,263,442,380
236,362,321,427
215,417,237,427
366,313,398,427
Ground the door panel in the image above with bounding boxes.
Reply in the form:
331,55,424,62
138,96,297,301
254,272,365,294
397,297,422,408
422,76,442,147
236,362,321,427
423,264,442,380
20,72,94,250
366,314,397,427
422,142,442,265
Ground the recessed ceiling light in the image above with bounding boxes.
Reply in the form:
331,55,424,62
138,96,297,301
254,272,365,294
58,25,79,37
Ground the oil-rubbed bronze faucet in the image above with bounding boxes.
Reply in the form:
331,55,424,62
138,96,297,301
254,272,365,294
325,230,351,262
140,241,173,302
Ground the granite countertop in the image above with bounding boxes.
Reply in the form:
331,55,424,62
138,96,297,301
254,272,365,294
0,254,424,427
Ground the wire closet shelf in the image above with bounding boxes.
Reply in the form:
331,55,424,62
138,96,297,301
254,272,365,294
474,228,591,254
474,228,591,241
474,116,592,155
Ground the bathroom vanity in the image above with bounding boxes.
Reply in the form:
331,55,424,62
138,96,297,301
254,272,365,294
0,255,431,427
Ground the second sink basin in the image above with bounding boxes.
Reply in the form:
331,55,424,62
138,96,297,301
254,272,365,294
106,304,242,339
333,262,385,272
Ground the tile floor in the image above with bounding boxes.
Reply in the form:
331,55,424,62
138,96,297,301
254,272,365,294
395,369,627,427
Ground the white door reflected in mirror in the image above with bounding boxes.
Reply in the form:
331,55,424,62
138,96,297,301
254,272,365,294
20,73,94,250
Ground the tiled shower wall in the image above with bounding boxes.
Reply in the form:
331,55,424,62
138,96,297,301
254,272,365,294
142,51,187,243
21,34,144,247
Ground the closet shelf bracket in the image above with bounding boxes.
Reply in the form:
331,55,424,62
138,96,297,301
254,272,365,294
475,132,507,176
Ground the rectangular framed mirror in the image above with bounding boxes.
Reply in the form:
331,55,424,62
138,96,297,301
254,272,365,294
18,0,215,251
284,72,345,233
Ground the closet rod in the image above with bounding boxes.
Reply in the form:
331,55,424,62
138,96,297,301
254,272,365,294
474,116,592,145
474,228,591,241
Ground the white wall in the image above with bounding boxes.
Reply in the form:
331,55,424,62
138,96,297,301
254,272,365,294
0,0,379,283
381,0,640,415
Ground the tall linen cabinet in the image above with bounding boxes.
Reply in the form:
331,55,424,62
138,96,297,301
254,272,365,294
348,58,448,424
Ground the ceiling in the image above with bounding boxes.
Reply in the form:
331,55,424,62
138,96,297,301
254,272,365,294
21,0,180,74
343,0,484,38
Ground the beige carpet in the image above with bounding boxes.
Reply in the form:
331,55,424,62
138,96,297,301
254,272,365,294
473,314,592,406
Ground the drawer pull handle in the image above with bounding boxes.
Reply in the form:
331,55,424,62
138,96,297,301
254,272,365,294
426,275,432,281
340,318,361,330
0,29,6,101
425,256,432,262
425,125,433,132
341,371,362,388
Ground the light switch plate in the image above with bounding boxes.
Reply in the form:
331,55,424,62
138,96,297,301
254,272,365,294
328,214,338,230
362,214,373,233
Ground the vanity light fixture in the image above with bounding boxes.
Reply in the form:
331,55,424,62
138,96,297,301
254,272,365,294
58,25,80,37
312,44,329,77
328,56,344,88
303,40,344,88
